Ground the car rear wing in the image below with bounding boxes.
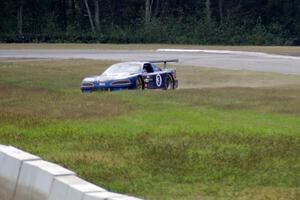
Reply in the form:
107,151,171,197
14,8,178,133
148,59,179,68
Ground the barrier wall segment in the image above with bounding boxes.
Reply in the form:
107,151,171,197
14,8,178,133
14,160,75,200
48,175,106,200
0,145,143,200
0,145,40,200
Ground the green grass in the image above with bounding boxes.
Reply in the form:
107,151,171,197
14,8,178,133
1,59,300,199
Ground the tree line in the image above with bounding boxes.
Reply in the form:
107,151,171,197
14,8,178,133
0,0,299,45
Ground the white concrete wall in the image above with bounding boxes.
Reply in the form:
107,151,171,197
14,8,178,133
83,191,142,200
0,145,143,200
48,175,106,200
0,145,40,200
14,160,75,200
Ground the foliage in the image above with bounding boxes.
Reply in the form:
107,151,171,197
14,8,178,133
0,0,299,45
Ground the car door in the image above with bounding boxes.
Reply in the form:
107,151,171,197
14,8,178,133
142,63,158,89
142,63,167,89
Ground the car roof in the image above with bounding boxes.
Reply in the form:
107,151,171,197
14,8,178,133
115,61,149,65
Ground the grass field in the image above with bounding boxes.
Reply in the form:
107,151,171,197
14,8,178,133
1,43,300,56
1,58,300,199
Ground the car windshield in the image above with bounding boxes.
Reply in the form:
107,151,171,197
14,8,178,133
102,63,141,75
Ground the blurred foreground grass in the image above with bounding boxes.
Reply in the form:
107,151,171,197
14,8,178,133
1,59,300,199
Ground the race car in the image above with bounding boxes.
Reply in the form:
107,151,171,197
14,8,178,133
80,59,178,92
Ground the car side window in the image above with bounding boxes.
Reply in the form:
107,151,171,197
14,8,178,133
143,63,154,73
151,64,162,72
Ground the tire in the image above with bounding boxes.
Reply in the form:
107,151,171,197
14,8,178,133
164,74,174,90
136,76,144,90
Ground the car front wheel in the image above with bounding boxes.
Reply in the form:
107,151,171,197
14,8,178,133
136,77,144,90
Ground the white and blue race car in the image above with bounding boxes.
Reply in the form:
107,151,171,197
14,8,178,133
80,60,178,92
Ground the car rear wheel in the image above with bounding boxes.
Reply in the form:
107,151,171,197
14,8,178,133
164,74,174,90
136,77,144,90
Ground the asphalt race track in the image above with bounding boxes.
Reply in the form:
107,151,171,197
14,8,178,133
1,49,300,75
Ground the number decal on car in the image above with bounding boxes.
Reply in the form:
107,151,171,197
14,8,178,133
156,74,162,87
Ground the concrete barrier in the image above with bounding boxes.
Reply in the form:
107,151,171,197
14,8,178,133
0,145,143,200
14,160,75,200
48,175,106,200
83,192,143,200
0,146,40,200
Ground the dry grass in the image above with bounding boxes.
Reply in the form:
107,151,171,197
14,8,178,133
0,59,139,120
1,58,300,118
143,87,300,116
1,43,300,56
0,85,136,120
177,66,300,89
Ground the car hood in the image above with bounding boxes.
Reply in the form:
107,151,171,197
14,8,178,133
82,76,99,83
82,73,138,82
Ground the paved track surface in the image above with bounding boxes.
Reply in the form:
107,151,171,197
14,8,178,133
1,49,300,75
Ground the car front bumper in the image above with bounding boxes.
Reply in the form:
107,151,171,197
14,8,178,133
81,84,132,92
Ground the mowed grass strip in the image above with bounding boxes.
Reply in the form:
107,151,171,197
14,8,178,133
0,59,300,199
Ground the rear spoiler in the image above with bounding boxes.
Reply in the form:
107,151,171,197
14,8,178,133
148,59,179,68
